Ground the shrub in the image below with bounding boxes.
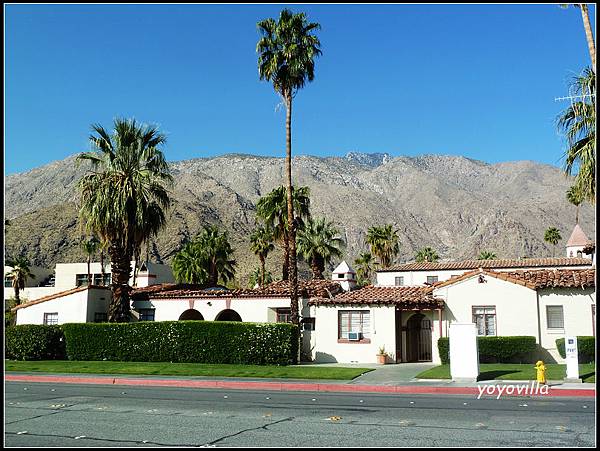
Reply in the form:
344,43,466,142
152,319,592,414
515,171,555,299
438,336,537,364
62,321,299,365
5,325,66,360
556,337,595,363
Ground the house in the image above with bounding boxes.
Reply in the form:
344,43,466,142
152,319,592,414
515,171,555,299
11,261,174,325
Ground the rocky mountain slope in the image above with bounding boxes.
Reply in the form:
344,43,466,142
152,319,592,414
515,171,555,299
5,152,595,286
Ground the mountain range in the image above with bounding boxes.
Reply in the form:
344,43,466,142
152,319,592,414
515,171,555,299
4,152,595,286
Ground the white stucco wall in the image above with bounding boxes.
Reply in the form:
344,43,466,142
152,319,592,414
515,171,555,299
538,288,596,362
308,305,397,364
434,275,539,338
15,288,111,325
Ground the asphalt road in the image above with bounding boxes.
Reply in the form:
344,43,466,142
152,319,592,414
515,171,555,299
4,381,596,447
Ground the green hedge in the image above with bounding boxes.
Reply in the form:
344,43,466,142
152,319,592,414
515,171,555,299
556,337,595,363
61,321,299,365
438,336,537,364
5,325,66,361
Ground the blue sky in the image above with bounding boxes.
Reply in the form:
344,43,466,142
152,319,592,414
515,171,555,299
4,3,596,174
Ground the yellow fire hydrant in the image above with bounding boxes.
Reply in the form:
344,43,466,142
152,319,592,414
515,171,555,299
535,360,547,385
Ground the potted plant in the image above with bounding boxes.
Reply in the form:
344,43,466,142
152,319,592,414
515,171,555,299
377,346,388,364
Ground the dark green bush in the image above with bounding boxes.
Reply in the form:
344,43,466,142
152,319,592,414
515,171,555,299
62,321,299,365
438,337,450,364
438,336,537,364
5,325,66,360
556,337,595,363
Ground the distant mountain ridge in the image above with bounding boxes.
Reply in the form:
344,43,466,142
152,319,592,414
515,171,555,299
5,151,595,286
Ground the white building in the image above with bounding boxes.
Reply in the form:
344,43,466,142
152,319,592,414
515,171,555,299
11,261,174,325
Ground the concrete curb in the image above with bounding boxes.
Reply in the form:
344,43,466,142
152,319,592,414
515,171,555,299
5,374,595,397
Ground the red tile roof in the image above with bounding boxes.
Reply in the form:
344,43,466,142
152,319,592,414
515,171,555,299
433,268,596,290
379,257,593,272
131,279,344,300
308,286,444,308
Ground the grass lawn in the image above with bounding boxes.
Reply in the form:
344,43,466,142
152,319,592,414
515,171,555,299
416,363,595,383
5,360,372,381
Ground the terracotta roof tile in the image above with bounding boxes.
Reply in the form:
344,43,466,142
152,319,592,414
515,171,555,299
131,279,344,300
308,286,444,308
380,257,593,272
433,268,595,290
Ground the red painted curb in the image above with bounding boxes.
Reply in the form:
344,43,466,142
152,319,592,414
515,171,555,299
5,374,595,397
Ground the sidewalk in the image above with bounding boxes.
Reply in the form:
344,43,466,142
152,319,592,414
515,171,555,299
5,371,595,398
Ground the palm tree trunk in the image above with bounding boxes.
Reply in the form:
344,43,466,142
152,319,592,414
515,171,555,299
13,285,20,304
209,259,218,287
282,232,290,281
108,243,132,323
100,249,106,286
580,4,596,71
87,256,92,287
260,255,266,287
576,205,580,224
285,92,300,327
311,255,325,280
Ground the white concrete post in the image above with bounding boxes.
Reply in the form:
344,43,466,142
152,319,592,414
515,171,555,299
449,323,479,383
564,336,581,383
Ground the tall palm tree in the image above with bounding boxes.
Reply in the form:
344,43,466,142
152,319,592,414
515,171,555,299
297,217,344,279
544,227,562,257
172,240,209,285
250,225,276,287
478,250,497,260
77,118,173,322
566,185,584,224
415,247,439,263
81,236,100,286
172,226,236,286
557,67,595,204
560,4,596,70
6,256,35,304
248,266,274,288
255,186,311,280
366,225,400,268
354,251,376,286
257,8,322,325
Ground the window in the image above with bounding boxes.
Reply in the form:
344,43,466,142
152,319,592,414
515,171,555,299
94,312,108,323
76,274,89,287
301,317,316,331
139,309,155,321
43,313,58,325
337,273,344,279
546,306,564,329
472,306,496,336
93,273,111,286
276,308,291,323
338,310,370,340
394,276,404,286
4,275,12,288
577,250,583,258
426,276,438,285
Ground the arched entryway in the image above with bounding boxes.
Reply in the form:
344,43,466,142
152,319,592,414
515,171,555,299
178,309,204,321
406,313,432,362
215,309,242,322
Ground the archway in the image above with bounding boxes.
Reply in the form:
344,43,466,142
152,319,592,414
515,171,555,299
215,309,242,322
406,313,432,362
178,309,204,321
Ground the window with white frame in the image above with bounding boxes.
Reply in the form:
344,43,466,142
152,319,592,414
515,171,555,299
338,310,370,340
276,308,291,323
472,306,496,336
394,276,404,286
546,305,564,329
426,276,438,285
43,312,58,325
